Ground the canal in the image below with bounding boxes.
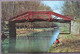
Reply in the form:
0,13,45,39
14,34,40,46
15,28,60,52
2,28,60,53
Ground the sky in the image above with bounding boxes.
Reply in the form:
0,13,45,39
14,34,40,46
41,1,64,19
41,1,64,14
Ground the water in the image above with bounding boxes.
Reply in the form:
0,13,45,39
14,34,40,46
1,28,60,53
15,28,60,53
50,28,60,45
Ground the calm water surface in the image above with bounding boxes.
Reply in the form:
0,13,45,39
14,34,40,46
15,28,60,52
2,28,60,53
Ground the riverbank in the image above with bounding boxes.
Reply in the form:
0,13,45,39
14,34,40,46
16,28,54,36
49,34,80,52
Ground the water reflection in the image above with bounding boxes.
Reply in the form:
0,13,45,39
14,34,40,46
16,28,60,52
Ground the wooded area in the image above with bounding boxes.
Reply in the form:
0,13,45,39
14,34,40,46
1,1,52,31
62,1,80,19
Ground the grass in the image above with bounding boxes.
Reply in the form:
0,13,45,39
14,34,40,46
16,27,70,37
16,28,54,36
60,27,69,33
49,34,80,53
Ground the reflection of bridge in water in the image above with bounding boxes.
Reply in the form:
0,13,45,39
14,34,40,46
6,11,74,53
15,29,60,52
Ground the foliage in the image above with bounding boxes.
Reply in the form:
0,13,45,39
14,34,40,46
1,1,52,31
2,1,52,20
62,1,80,18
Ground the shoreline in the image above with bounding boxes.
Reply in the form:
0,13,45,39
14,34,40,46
49,34,80,52
16,28,54,37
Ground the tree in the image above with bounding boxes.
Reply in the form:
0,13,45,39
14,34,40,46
62,1,80,18
1,1,52,30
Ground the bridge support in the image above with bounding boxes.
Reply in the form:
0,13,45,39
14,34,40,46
8,21,16,53
69,22,71,34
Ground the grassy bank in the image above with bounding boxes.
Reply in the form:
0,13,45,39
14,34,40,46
49,34,80,52
16,28,54,36
60,27,69,33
